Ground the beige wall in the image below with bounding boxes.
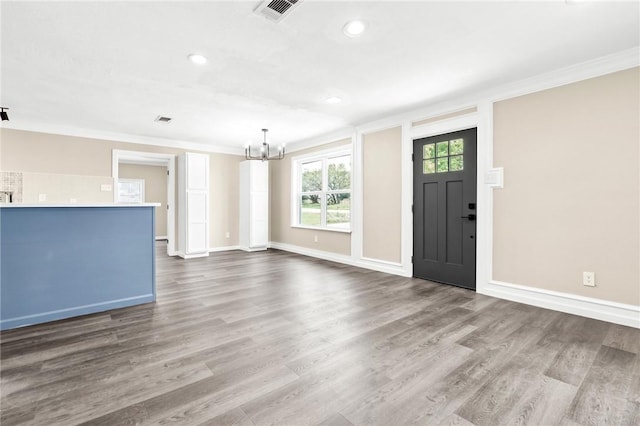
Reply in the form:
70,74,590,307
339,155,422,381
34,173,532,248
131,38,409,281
493,67,640,305
0,128,243,249
210,153,241,248
21,172,114,204
119,164,168,238
362,126,402,263
270,139,351,255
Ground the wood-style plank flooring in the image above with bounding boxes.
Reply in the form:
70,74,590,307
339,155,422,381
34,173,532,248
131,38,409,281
1,244,639,425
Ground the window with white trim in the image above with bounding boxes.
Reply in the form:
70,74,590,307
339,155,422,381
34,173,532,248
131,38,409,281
293,149,351,231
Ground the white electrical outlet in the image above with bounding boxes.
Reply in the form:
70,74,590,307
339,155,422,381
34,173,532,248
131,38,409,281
38,193,47,202
100,184,113,192
583,271,596,287
314,235,318,243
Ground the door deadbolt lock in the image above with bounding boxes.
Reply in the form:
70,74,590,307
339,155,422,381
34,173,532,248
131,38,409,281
461,214,476,221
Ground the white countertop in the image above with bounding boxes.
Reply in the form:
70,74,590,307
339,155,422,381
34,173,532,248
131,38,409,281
0,203,161,208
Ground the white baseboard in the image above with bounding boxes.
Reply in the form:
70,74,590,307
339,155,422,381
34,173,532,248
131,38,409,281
209,245,241,253
238,246,268,252
358,257,411,277
269,241,354,265
481,280,640,329
177,252,209,259
269,241,410,277
262,243,639,328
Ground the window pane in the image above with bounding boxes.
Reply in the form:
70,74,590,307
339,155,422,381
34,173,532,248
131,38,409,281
450,155,463,171
423,159,435,174
436,157,449,173
436,141,449,157
300,195,321,226
327,193,350,229
423,144,435,159
296,153,352,231
450,138,464,155
301,161,322,192
328,155,351,190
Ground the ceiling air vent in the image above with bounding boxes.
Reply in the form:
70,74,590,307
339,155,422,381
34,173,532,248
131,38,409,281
155,116,172,123
254,0,303,23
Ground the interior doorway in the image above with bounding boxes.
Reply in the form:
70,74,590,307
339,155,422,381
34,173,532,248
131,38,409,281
112,150,176,256
412,128,477,290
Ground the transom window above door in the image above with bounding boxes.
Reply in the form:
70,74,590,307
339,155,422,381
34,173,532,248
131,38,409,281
422,138,464,174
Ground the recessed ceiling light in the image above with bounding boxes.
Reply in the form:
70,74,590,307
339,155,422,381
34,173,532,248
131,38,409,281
326,97,342,104
188,53,207,65
343,20,366,37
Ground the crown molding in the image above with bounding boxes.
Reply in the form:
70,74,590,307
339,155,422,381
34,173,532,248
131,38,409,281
285,126,355,153
289,47,639,152
354,47,639,137
3,48,636,156
2,122,245,156
484,46,640,103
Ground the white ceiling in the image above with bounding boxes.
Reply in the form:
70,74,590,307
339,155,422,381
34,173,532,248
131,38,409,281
1,0,638,152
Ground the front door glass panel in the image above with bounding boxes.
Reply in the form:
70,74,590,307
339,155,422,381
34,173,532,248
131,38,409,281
422,139,464,174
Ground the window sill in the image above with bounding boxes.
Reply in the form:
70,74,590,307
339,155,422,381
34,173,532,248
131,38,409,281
290,224,352,234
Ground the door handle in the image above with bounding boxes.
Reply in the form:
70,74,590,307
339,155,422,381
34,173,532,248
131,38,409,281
460,214,476,221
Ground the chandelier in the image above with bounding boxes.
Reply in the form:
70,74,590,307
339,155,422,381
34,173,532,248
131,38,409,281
245,129,285,161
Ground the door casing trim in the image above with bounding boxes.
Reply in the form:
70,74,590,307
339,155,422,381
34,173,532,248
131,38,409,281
112,149,177,256
408,110,489,292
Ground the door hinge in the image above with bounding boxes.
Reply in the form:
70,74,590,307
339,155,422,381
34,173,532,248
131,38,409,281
166,204,169,210
411,204,414,213
411,255,414,263
167,170,170,175
411,153,414,162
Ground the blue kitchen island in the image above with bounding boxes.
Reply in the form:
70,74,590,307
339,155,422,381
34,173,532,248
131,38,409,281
0,203,158,330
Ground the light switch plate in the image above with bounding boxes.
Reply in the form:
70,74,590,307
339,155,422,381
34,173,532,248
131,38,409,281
485,167,504,188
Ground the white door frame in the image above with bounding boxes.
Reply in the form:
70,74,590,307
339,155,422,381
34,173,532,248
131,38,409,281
112,149,177,256
407,105,491,293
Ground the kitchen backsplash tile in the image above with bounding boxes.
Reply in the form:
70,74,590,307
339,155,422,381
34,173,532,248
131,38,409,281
0,171,23,202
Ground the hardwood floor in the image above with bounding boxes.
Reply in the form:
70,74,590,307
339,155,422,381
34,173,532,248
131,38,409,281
1,244,639,425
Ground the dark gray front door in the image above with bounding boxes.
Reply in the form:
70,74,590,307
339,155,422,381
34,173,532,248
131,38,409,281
413,128,477,290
